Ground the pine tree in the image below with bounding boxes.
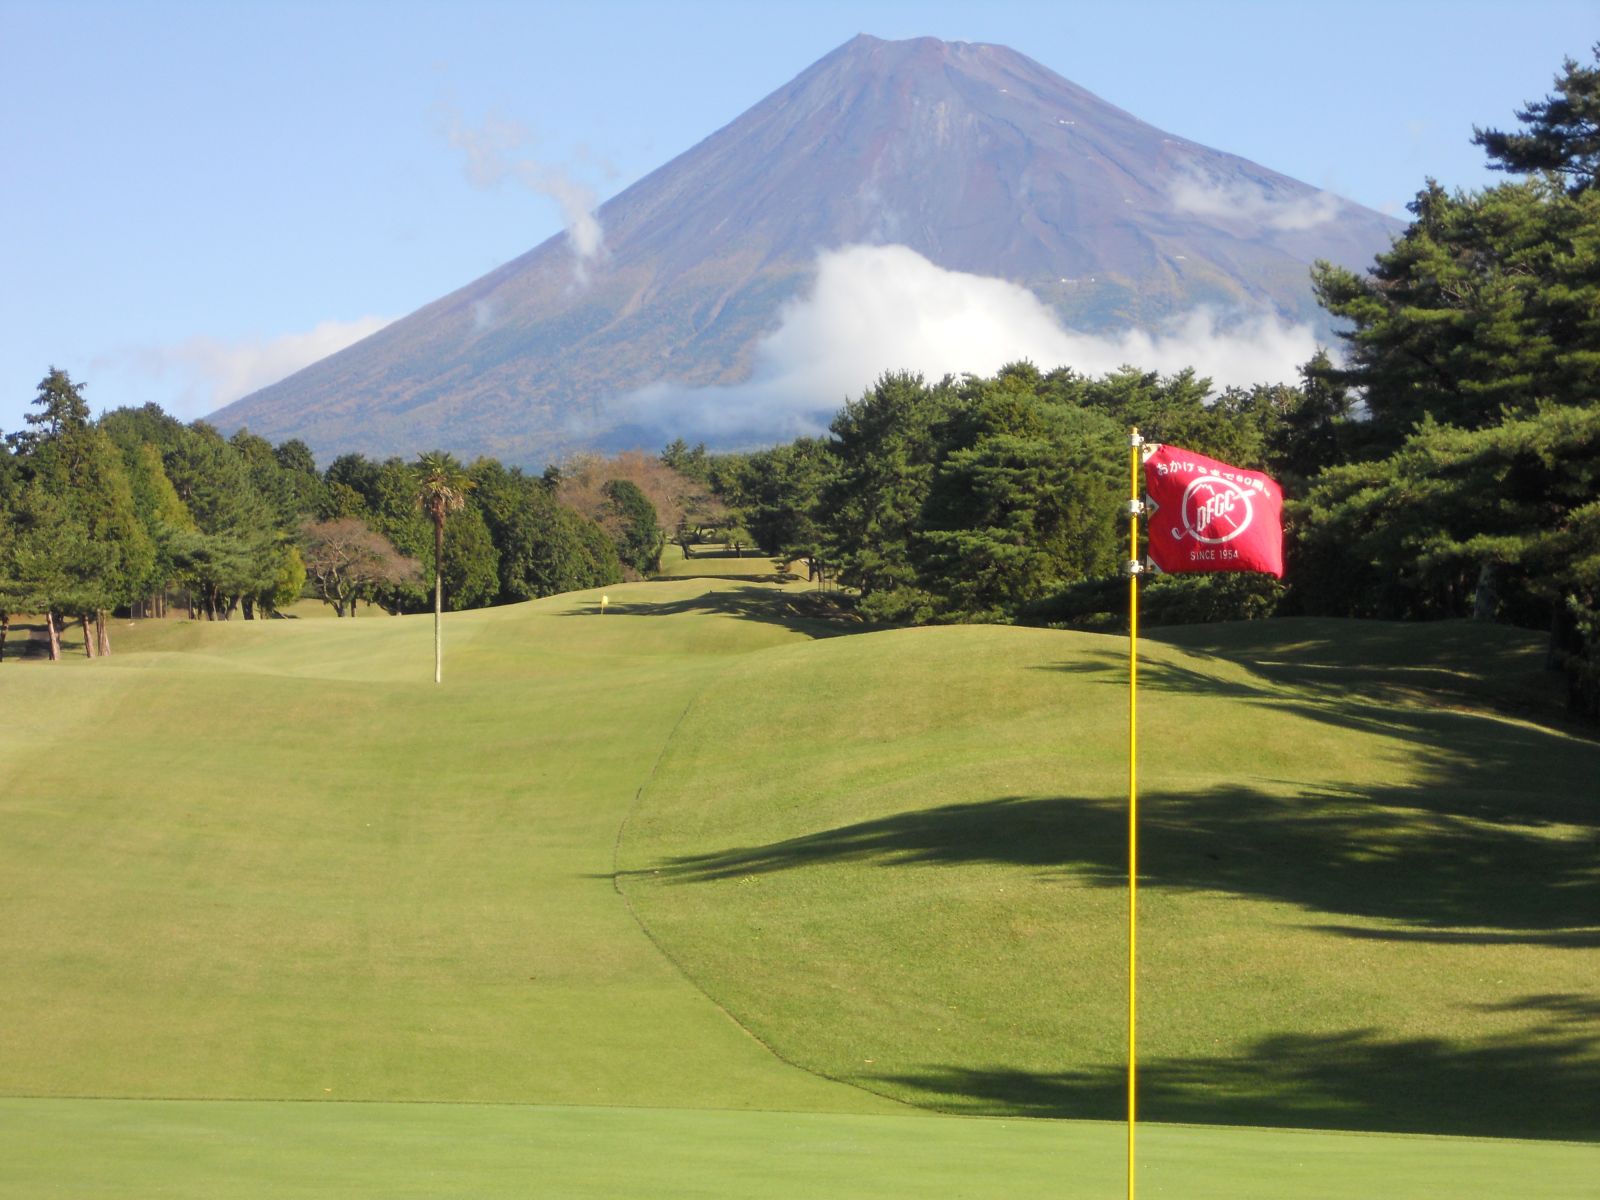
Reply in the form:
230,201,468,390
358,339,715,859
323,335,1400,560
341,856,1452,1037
915,379,1121,621
1475,43,1600,193
6,371,152,655
819,371,955,621
1300,50,1600,715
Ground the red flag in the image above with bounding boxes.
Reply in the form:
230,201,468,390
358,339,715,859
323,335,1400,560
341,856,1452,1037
1143,445,1284,578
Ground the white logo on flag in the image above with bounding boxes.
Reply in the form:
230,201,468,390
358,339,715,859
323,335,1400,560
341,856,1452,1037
1173,475,1255,544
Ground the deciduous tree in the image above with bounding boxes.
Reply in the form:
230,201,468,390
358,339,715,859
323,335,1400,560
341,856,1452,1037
299,518,420,617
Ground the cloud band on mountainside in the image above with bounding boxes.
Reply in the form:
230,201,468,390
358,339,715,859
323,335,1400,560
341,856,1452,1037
1169,166,1343,231
609,243,1320,444
104,315,393,420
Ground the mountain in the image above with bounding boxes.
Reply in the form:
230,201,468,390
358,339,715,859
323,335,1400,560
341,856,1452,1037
210,34,1401,466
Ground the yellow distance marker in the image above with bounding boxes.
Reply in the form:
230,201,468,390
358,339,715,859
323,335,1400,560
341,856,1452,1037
600,593,609,614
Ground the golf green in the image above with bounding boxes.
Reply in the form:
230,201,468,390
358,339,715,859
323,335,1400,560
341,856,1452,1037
2,1098,1595,1199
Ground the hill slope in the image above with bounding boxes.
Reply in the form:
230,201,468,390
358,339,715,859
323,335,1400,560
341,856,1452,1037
209,35,1401,464
617,616,1600,1139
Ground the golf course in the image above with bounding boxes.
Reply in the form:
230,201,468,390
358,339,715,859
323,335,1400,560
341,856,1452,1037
1,573,1596,1197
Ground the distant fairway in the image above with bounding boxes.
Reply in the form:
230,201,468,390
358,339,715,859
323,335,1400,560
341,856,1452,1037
0,582,1595,1196
652,541,797,581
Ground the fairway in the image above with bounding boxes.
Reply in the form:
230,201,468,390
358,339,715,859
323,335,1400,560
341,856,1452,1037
0,580,878,1112
1,582,1596,1197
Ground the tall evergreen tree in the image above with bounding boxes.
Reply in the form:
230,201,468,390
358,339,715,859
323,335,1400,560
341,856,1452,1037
1475,43,1600,193
737,437,837,579
1300,49,1600,715
7,370,152,655
820,371,956,622
162,424,279,619
602,478,663,575
916,380,1121,621
5,366,91,457
121,442,197,617
272,438,327,518
1313,178,1600,451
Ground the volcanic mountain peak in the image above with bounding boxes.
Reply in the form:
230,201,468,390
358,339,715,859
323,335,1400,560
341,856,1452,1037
211,34,1399,466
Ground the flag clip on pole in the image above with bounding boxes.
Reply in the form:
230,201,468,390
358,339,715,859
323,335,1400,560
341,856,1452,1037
1126,427,1143,1200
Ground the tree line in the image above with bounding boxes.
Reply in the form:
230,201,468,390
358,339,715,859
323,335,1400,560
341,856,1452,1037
0,379,722,660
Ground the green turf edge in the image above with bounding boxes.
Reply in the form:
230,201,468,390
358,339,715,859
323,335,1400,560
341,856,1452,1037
605,684,922,1118
3,1097,1596,1200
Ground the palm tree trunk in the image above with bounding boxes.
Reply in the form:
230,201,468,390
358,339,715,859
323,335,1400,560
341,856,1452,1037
434,516,444,684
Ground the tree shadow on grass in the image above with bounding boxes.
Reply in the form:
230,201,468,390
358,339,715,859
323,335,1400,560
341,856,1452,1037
659,571,794,584
873,1008,1600,1140
646,765,1599,937
0,620,51,660
1035,646,1598,827
1039,642,1597,738
636,769,1598,1137
1053,621,1596,740
1313,926,1600,949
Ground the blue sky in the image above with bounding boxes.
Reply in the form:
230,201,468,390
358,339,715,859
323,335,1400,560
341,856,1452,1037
3,0,1595,439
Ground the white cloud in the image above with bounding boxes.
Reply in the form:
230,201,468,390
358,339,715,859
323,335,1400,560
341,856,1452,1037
104,315,392,419
609,243,1318,444
1170,168,1343,231
444,109,606,278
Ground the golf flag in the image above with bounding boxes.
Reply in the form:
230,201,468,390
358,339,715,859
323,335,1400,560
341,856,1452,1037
1123,434,1286,1200
1142,445,1285,578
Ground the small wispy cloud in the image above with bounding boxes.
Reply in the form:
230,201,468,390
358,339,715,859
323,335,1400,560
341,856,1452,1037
1170,167,1343,231
608,244,1319,445
442,107,606,278
102,315,392,419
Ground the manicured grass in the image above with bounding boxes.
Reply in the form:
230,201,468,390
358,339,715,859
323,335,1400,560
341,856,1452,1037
0,581,883,1113
618,618,1600,1139
2,1097,1595,1200
2,587,1595,1195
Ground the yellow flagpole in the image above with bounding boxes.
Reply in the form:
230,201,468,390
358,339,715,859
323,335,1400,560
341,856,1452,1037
1127,427,1142,1200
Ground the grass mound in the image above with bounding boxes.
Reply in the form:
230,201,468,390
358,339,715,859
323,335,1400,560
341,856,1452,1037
617,618,1600,1139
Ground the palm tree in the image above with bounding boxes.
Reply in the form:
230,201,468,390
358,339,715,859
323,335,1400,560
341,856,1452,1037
413,452,473,684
